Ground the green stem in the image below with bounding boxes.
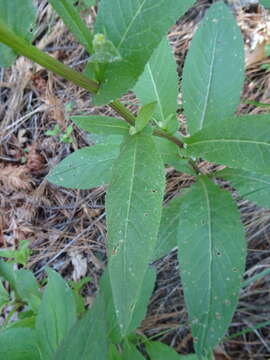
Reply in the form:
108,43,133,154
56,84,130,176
0,20,99,94
0,21,185,149
153,128,184,148
110,100,136,126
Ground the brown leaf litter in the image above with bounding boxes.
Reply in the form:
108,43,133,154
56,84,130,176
1,0,270,358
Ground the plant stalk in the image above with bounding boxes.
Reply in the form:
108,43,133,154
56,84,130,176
0,21,185,149
153,128,184,148
0,20,99,94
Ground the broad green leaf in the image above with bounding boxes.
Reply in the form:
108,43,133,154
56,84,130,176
133,37,178,128
0,280,9,309
177,177,246,355
100,267,155,343
0,259,16,291
48,0,93,53
131,102,157,134
87,133,123,145
153,195,183,261
36,268,77,359
47,144,119,189
71,115,129,135
6,316,36,329
0,328,40,360
182,1,244,135
54,292,108,360
94,0,196,105
185,115,270,175
260,0,270,8
216,168,270,209
0,0,36,67
154,137,193,174
146,341,181,359
15,270,41,313
106,133,165,335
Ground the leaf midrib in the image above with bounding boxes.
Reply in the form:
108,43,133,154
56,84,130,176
146,63,165,122
199,178,213,349
117,0,147,49
220,172,270,185
189,139,270,147
198,29,218,130
121,137,138,331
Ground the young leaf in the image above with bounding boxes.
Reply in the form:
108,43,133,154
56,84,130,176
71,115,129,136
216,168,270,209
130,102,156,135
0,0,36,67
15,270,41,313
133,37,178,129
182,1,244,135
54,292,108,360
154,138,192,173
47,144,120,189
185,114,270,175
106,133,165,335
154,137,194,174
177,177,246,355
36,268,77,359
0,328,40,360
48,0,93,53
93,0,196,105
146,341,182,360
0,240,31,266
91,33,122,63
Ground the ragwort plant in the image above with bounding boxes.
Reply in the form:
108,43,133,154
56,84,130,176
0,0,269,358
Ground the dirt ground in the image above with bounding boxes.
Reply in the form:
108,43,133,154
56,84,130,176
1,0,270,358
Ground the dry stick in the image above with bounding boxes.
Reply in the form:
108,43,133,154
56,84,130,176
0,21,185,149
34,213,106,275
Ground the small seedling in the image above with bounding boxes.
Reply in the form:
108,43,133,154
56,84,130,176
45,124,73,143
0,240,31,266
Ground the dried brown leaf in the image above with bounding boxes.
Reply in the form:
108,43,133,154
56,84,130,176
69,250,88,281
0,164,33,191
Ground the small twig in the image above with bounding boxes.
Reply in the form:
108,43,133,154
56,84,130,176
34,213,105,276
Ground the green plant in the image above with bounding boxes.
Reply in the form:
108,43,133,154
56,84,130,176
0,240,31,266
45,124,74,143
260,0,270,9
0,262,88,357
0,0,269,358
